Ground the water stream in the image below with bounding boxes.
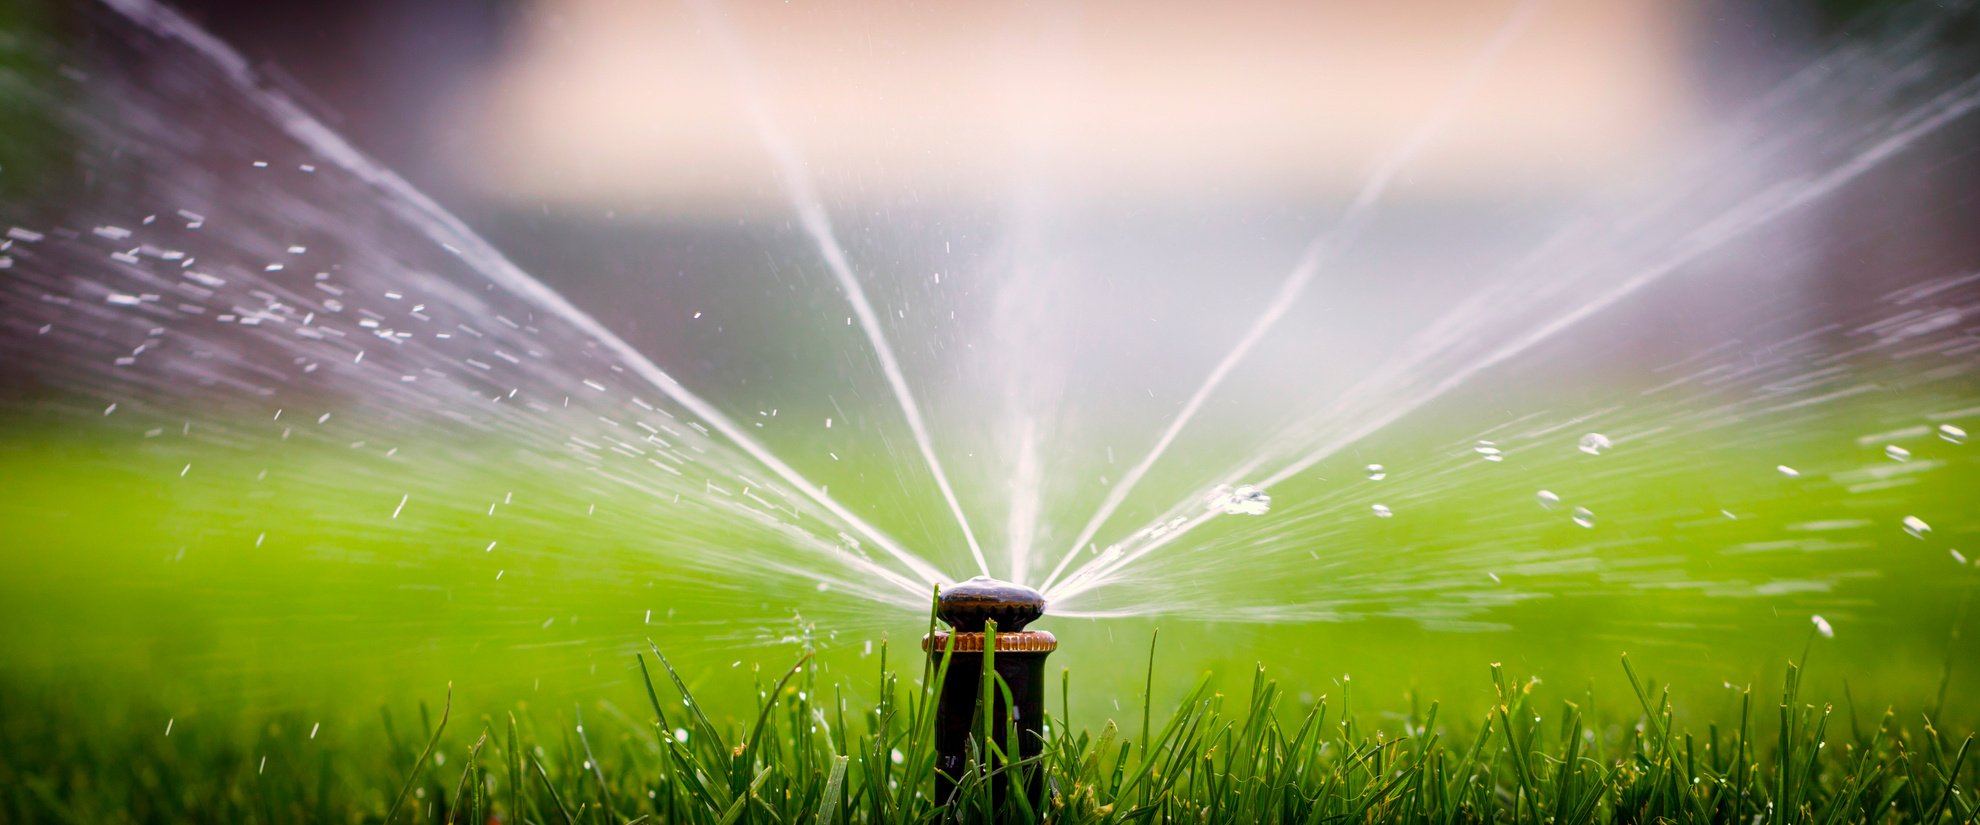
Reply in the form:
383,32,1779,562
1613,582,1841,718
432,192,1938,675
2,0,1977,654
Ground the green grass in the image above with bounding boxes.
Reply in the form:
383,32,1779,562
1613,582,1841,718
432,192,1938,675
4,410,1977,724
0,399,1975,822
2,633,1974,824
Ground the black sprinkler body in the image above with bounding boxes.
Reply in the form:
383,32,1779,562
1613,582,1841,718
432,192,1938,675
923,576,1056,807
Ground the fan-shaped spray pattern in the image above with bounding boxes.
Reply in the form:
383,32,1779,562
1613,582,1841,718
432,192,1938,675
2,0,951,611
0,0,1976,645
1037,0,1547,593
1041,14,1980,609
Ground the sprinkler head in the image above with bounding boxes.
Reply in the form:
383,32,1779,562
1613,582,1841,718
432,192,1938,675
923,576,1057,806
936,575,1047,632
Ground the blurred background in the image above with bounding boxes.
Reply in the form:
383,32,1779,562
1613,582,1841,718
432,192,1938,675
1,0,1978,744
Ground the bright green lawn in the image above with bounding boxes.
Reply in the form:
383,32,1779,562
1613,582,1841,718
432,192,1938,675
0,397,1976,821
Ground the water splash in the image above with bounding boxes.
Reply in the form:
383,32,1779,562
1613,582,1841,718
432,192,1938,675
1045,4,1980,609
682,0,990,577
1035,0,1546,592
5,0,955,604
1206,484,1272,517
3,0,1977,645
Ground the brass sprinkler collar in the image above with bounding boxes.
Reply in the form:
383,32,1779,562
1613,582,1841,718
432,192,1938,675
923,629,1058,654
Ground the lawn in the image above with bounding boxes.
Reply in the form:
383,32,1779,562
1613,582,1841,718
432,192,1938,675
1,406,1976,822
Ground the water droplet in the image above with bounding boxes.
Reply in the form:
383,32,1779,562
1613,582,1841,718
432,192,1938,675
1810,615,1834,638
1578,433,1612,455
1885,444,1911,462
1474,441,1503,461
1776,465,1799,477
1941,424,1967,444
1371,503,1393,518
1902,515,1931,539
1147,516,1189,539
1951,549,1969,565
1365,463,1387,481
1536,490,1561,510
673,728,690,743
1571,507,1596,528
1206,483,1271,516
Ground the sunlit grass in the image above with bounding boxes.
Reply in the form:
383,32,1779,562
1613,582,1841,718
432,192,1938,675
2,632,1973,824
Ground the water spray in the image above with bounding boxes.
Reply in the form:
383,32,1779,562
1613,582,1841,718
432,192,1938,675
924,576,1055,807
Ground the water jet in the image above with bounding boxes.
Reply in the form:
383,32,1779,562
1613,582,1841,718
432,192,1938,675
924,576,1055,807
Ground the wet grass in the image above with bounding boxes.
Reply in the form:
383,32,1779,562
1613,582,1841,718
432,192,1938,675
2,630,1974,825
2,420,1978,823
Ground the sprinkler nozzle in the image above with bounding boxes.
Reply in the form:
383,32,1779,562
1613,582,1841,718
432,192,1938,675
923,576,1056,808
936,575,1047,632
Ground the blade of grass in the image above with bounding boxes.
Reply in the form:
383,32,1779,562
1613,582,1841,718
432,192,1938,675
384,683,450,825
815,753,849,825
529,752,577,825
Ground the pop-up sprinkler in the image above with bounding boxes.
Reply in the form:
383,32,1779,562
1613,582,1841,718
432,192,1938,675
923,575,1056,806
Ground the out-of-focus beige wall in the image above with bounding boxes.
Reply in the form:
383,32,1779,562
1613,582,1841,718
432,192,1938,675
458,0,1693,215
